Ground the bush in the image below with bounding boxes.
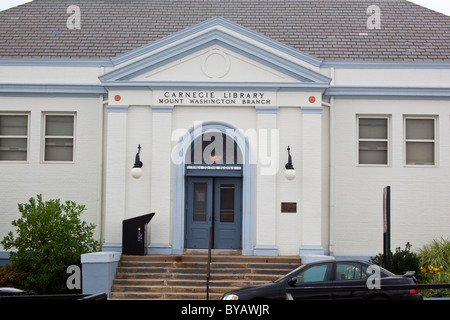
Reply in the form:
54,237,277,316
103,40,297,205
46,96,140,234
1,194,100,294
418,237,450,268
0,264,30,293
417,237,450,297
369,242,421,275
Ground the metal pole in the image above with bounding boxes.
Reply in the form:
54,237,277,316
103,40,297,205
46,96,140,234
383,186,391,271
206,226,212,300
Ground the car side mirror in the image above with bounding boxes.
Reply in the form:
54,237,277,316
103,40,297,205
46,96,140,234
287,277,297,287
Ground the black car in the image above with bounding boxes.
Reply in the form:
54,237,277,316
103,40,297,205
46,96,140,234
221,259,422,300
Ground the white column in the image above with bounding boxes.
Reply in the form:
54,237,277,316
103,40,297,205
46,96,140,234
103,105,128,251
254,106,278,256
300,106,325,259
148,105,174,254
125,106,152,220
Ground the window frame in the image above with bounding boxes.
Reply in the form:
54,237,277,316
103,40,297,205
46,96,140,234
404,116,437,167
335,261,369,281
357,115,390,167
0,112,30,163
42,112,76,163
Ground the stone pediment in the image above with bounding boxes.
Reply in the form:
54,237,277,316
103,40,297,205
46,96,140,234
132,45,300,83
99,17,331,89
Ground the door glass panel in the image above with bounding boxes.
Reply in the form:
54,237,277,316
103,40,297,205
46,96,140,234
193,183,207,221
220,184,235,223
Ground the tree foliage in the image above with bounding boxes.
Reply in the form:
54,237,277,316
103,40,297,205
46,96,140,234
1,194,100,294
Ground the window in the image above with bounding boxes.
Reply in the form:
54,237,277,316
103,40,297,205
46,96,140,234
335,262,369,281
404,117,436,166
193,183,207,222
43,114,75,162
358,116,389,165
295,262,333,283
0,114,29,161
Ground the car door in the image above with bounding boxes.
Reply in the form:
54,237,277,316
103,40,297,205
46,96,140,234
288,262,334,300
332,261,369,300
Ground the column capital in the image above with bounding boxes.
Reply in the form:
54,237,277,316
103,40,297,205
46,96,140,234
301,106,323,114
255,106,279,114
151,105,174,113
106,105,129,113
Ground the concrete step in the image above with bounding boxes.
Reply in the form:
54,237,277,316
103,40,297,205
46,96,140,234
109,254,301,300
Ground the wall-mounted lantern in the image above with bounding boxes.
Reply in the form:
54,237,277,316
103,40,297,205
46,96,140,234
284,146,296,180
131,144,143,179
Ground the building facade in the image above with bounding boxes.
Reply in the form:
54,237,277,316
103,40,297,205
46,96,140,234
1,0,450,262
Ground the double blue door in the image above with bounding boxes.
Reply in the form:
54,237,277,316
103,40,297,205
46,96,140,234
185,177,242,249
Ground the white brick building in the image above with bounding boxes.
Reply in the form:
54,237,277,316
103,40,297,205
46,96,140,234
1,0,449,262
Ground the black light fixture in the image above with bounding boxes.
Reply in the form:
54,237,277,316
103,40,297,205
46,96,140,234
284,146,296,180
131,144,143,179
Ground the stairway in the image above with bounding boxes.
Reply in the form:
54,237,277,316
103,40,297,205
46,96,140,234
109,253,302,300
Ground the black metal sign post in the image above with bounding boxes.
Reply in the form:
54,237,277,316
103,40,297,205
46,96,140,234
206,226,212,300
383,186,391,271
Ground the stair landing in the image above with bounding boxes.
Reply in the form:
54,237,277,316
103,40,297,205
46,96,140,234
109,254,302,300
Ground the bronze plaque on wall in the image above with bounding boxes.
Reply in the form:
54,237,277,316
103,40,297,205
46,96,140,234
281,202,297,213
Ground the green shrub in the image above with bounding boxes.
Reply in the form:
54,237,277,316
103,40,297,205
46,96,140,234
369,242,421,275
417,237,450,297
0,264,30,293
1,194,100,294
418,237,450,268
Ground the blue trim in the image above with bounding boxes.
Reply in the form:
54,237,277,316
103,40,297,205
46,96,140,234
151,105,174,113
0,58,114,67
324,86,450,99
0,83,106,97
148,243,172,255
321,60,450,69
102,81,329,91
110,16,323,68
0,251,11,267
99,27,331,84
299,245,325,256
254,245,278,256
301,106,324,114
81,252,121,297
106,105,129,113
255,106,279,114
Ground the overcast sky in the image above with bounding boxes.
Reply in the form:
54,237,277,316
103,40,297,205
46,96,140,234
0,0,449,16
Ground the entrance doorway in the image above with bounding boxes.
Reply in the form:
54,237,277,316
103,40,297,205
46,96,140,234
185,177,242,249
172,121,254,255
